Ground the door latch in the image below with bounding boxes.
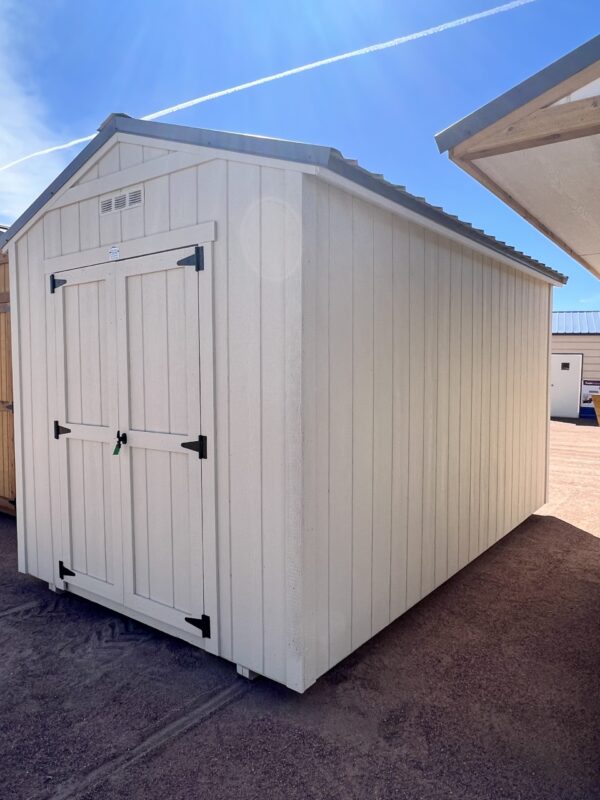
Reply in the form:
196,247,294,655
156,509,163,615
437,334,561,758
113,430,127,456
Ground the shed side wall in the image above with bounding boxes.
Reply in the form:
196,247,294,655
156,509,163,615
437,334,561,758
302,174,551,684
551,335,600,381
11,141,304,690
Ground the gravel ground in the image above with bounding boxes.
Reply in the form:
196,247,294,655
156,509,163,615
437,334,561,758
1,420,599,800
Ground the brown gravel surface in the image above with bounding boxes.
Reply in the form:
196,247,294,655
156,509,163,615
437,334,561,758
539,419,600,536
1,419,599,800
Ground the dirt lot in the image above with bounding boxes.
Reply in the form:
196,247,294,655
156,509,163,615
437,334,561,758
1,420,599,800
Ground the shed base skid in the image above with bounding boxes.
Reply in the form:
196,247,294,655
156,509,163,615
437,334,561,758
236,665,258,681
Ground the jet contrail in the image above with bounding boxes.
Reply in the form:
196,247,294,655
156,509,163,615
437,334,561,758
0,0,535,174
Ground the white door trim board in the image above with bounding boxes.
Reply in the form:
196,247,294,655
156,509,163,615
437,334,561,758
43,221,216,274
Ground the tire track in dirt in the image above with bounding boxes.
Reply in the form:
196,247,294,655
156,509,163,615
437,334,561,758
0,599,44,618
41,681,250,800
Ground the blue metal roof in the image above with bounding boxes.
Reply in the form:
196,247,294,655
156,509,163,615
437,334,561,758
552,311,600,335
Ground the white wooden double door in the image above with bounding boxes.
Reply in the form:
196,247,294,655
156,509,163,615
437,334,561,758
52,247,215,643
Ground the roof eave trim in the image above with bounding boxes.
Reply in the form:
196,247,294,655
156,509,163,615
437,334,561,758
324,152,567,285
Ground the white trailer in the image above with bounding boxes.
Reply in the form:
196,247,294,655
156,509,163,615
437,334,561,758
1,114,565,692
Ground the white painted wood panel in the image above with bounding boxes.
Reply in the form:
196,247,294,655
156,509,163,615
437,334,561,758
458,249,473,571
79,198,100,251
422,232,438,596
327,187,354,665
435,240,451,585
407,226,425,607
120,143,144,170
170,167,197,230
60,205,80,255
54,262,121,600
390,219,410,619
371,212,393,635
116,249,211,640
98,144,120,177
302,175,552,683
479,260,492,553
469,254,483,561
351,198,374,649
260,166,287,681
446,243,462,574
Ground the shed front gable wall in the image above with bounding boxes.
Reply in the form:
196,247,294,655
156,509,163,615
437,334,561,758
301,173,551,686
9,139,306,690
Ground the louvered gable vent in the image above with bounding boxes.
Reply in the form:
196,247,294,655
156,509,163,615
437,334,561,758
99,186,144,215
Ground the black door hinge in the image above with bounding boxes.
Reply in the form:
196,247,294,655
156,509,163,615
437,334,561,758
58,561,76,580
54,420,71,439
181,435,207,459
185,614,211,638
177,245,204,271
49,274,67,294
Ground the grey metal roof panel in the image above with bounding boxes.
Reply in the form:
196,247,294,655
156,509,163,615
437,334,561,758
0,114,567,284
436,34,600,154
552,310,600,335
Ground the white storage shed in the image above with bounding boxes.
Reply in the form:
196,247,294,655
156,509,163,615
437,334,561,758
551,311,600,418
1,114,566,692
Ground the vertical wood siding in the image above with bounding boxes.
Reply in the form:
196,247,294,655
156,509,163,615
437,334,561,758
12,141,304,689
302,175,551,684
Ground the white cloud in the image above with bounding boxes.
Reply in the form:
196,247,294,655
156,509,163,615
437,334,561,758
0,2,73,223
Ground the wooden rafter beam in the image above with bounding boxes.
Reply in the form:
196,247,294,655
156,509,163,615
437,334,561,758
452,59,600,159
459,95,600,160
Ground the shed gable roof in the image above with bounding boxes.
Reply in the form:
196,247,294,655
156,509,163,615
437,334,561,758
0,113,566,284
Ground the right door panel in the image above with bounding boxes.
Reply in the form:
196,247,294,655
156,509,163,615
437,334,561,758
116,250,207,638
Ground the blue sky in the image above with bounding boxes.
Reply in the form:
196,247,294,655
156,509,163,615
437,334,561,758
1,0,599,309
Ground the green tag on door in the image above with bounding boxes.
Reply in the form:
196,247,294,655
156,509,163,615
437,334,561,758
113,443,121,456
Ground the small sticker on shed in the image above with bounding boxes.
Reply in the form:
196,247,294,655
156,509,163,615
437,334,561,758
108,246,120,261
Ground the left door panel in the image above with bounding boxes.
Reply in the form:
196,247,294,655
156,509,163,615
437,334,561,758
53,263,123,601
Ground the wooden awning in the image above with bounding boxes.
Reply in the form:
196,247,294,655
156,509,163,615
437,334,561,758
436,36,600,280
